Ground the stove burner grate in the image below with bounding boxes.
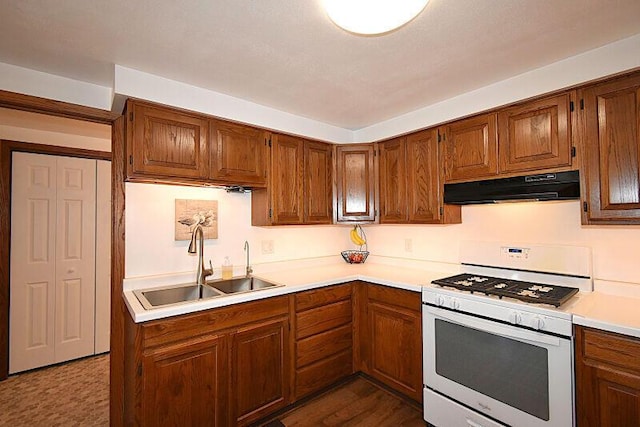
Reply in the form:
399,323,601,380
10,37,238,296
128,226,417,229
432,273,579,307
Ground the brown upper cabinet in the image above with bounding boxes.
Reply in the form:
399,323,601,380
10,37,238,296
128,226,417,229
252,135,333,225
444,92,576,183
209,120,267,187
126,99,210,182
498,92,573,174
580,72,640,224
444,113,498,182
379,131,460,224
335,144,377,223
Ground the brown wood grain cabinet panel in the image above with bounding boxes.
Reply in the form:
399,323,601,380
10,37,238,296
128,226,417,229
576,326,640,427
296,299,352,339
303,141,333,224
498,92,573,173
231,317,290,426
444,113,498,182
581,72,640,223
335,144,376,222
367,284,422,312
142,334,228,427
127,100,209,181
270,134,304,224
379,137,407,223
295,349,353,399
295,283,352,312
209,120,267,186
296,324,352,368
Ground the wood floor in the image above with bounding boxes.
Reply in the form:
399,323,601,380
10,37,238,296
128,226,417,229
267,377,426,427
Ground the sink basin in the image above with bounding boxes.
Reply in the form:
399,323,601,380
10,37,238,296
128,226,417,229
134,283,223,310
210,277,282,294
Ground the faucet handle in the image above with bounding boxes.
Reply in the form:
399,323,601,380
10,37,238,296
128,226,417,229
204,260,214,278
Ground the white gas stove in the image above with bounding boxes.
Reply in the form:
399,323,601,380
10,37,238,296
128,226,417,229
422,242,592,427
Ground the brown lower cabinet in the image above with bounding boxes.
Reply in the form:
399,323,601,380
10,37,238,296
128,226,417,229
124,283,423,426
124,295,290,427
357,283,423,402
575,325,640,427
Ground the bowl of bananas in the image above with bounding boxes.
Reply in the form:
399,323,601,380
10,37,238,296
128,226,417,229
341,225,369,264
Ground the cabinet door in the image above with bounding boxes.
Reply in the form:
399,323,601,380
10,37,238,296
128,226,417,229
444,113,498,182
379,137,407,223
367,301,422,402
271,134,304,224
406,129,444,223
335,144,376,222
231,317,290,426
581,73,640,223
303,141,333,224
141,334,227,427
128,101,209,180
209,120,267,186
498,92,573,173
575,326,640,427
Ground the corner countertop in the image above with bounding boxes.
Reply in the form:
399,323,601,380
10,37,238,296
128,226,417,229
123,259,454,323
570,280,640,339
123,257,640,340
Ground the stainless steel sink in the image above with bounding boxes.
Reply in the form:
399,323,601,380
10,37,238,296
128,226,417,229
134,277,282,310
210,277,282,294
134,283,223,310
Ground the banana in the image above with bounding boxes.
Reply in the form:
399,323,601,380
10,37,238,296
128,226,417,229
350,225,366,246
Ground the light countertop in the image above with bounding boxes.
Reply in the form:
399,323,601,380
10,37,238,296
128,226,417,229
123,259,453,323
123,258,640,340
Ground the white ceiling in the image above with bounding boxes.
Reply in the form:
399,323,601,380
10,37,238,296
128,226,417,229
1,0,640,130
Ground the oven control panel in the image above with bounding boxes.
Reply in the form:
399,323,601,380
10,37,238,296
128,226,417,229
423,287,573,337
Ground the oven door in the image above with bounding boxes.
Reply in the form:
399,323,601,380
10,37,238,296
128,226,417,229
423,305,574,427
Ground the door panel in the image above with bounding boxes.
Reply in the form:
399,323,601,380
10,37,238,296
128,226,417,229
379,138,407,223
10,152,57,373
54,156,96,363
10,153,97,373
444,113,498,181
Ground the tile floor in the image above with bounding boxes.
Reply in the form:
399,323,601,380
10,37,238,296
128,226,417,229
0,354,109,426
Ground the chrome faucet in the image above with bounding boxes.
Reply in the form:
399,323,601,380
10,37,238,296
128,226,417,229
188,224,213,286
244,240,253,277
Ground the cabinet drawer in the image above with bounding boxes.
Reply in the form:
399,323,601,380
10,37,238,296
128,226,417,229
296,299,352,339
581,327,640,373
296,324,352,368
295,283,352,312
295,350,353,399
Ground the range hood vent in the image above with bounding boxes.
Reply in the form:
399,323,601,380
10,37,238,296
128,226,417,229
444,171,580,205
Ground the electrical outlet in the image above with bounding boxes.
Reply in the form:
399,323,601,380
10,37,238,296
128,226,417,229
261,240,274,254
404,238,413,253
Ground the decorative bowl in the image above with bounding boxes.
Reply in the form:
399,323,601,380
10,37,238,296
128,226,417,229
341,250,369,264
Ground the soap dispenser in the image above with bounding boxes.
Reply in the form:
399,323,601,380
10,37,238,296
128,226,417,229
222,256,233,279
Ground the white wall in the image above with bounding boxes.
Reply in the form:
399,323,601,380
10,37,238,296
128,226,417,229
363,201,640,287
0,107,111,151
125,183,640,290
124,183,349,278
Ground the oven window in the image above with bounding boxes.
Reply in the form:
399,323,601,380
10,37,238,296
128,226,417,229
435,319,549,420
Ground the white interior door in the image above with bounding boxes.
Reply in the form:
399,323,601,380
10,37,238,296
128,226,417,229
10,152,98,373
10,152,57,373
54,155,96,363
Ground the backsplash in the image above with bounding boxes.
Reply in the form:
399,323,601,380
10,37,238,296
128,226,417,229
126,183,640,289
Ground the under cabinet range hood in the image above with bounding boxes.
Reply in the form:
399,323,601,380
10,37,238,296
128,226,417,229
444,170,580,205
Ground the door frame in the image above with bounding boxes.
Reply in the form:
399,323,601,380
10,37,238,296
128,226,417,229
0,139,111,379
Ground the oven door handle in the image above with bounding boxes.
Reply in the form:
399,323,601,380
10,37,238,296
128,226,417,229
426,306,562,347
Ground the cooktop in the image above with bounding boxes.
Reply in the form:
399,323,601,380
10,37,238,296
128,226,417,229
432,273,580,307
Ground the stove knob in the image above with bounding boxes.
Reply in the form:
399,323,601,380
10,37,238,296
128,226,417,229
435,295,446,307
508,311,522,325
531,316,545,330
449,298,460,310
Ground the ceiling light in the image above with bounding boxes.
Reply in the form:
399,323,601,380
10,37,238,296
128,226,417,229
323,0,429,35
